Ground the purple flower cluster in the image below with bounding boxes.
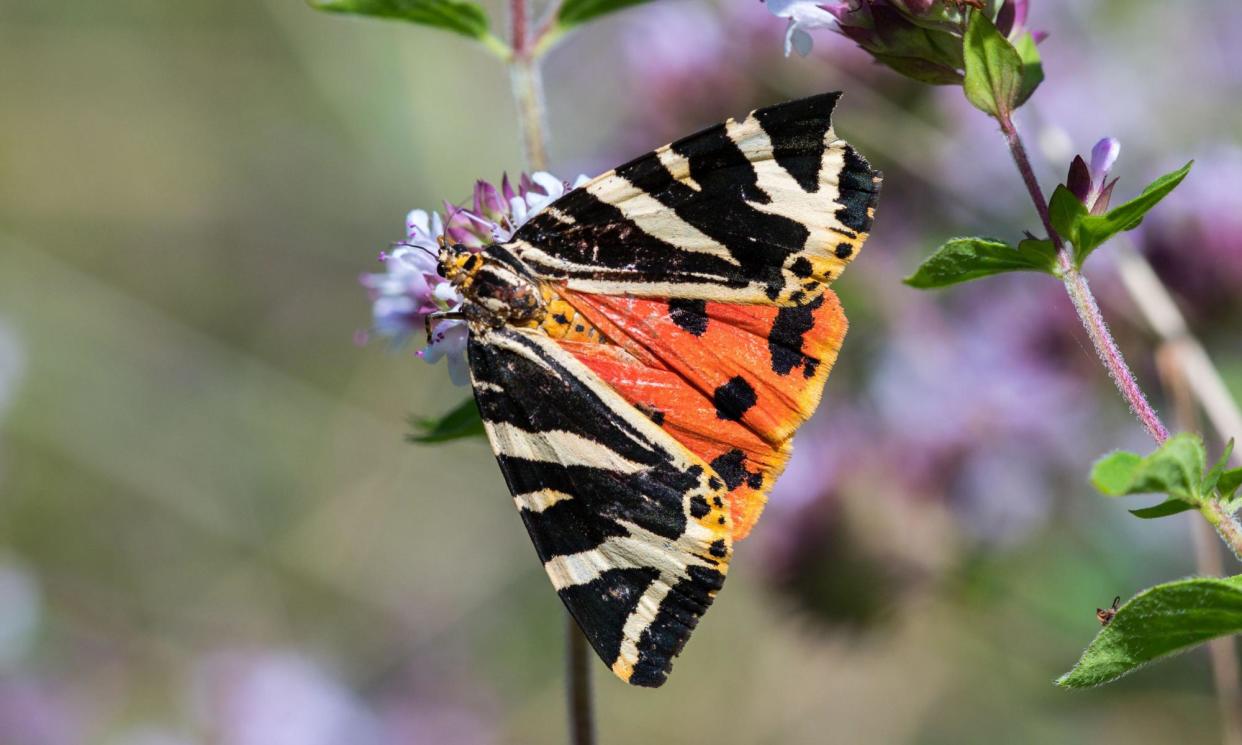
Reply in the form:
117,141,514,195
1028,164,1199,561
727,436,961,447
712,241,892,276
359,172,586,385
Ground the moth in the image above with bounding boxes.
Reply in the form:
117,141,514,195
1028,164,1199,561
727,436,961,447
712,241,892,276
432,92,880,687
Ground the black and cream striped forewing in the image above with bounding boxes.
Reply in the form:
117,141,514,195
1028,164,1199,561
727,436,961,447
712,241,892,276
505,92,880,305
468,326,734,687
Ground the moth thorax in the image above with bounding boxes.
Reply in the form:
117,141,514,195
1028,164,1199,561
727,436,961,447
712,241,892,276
445,249,544,327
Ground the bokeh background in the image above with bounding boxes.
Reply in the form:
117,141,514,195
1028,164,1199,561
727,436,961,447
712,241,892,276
2,1,1241,743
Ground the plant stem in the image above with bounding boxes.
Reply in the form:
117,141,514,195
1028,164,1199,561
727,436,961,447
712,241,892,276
566,619,596,745
509,58,549,171
996,113,1170,445
506,4,587,742
508,0,549,171
997,112,1242,561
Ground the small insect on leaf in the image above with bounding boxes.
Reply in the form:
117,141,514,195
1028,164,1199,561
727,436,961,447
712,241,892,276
1096,595,1120,626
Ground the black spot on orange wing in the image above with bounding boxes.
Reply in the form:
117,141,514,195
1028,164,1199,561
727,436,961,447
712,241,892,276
768,294,824,376
790,256,814,277
709,539,728,558
709,449,749,490
834,242,854,259
668,298,709,336
713,376,757,421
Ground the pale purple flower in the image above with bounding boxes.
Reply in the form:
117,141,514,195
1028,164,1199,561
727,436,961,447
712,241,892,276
1067,137,1120,215
359,172,586,386
764,0,844,57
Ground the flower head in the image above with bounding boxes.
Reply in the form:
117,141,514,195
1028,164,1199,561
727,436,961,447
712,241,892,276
359,171,586,386
1065,137,1120,215
763,1,1042,84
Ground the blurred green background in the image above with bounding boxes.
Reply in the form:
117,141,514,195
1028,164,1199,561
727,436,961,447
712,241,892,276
1,1,1240,743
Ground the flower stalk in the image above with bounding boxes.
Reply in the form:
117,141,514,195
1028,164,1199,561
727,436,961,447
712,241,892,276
996,112,1242,560
996,113,1172,444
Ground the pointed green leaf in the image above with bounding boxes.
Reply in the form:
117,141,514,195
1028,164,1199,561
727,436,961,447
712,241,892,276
962,12,1024,117
1057,575,1242,687
1129,499,1197,519
1220,468,1242,502
903,237,1059,289
1048,184,1087,244
1074,161,1193,266
1204,439,1236,494
1012,31,1044,106
557,0,653,28
406,396,485,443
1090,433,1206,504
310,0,495,42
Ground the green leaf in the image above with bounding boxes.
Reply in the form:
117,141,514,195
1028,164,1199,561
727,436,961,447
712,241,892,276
1220,468,1242,502
903,236,1059,289
557,0,653,28
961,12,1024,117
1074,161,1193,266
406,396,485,444
1204,439,1236,494
1129,499,1197,519
310,0,494,41
1090,433,1206,504
1012,31,1044,106
1057,575,1242,687
1047,185,1087,244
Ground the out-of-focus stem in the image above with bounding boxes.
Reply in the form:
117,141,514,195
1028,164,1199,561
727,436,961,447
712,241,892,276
566,620,595,745
509,58,549,171
996,113,1170,444
1115,242,1242,462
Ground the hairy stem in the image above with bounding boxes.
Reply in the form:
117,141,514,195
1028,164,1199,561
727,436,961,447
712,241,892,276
996,113,1169,443
566,620,596,745
996,113,1242,563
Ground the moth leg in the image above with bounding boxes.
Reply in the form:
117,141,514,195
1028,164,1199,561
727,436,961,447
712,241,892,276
426,310,468,344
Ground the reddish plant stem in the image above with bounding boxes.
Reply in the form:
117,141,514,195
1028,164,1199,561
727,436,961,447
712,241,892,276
997,113,1170,444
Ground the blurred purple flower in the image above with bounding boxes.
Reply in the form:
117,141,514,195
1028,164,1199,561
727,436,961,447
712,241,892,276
1139,145,1242,321
0,679,81,745
359,172,585,386
192,650,381,745
1066,137,1119,215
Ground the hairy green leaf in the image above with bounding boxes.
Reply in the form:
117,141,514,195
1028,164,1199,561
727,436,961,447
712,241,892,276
557,0,653,28
903,236,1058,289
1057,576,1242,687
1012,31,1044,106
310,0,493,41
1090,433,1206,505
1074,161,1193,265
407,396,485,443
962,12,1023,117
1205,439,1236,493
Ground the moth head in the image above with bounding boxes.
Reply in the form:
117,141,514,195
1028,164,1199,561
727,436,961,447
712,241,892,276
437,243,482,285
